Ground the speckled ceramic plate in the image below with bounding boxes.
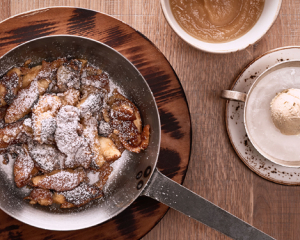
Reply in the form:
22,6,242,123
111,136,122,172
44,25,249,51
225,46,300,185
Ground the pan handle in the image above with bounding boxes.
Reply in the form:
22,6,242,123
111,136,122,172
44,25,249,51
142,169,274,240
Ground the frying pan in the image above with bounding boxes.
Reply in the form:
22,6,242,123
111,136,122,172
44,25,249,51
0,36,273,240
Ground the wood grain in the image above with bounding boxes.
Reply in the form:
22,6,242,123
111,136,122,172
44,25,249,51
0,1,300,240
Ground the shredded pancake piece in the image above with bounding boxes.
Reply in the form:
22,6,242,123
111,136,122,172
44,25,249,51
94,162,113,190
55,106,93,169
14,145,39,188
24,188,53,206
53,182,103,208
31,168,86,191
82,116,121,168
59,88,80,106
56,60,82,92
0,68,22,107
32,94,62,144
81,72,110,93
5,79,51,124
0,121,26,149
28,143,65,173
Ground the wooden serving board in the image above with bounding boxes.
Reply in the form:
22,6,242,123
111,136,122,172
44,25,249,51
0,7,191,240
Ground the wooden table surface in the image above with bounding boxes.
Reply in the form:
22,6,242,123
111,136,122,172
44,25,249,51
1,1,300,240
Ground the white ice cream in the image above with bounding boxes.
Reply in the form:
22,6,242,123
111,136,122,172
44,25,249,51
270,88,300,135
246,67,300,162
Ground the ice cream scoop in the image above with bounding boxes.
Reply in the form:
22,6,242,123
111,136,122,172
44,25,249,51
270,88,300,135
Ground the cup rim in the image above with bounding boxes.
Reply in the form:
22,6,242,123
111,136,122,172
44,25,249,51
161,0,282,54
243,60,300,167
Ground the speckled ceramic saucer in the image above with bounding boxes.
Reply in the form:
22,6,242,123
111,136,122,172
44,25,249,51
225,46,300,185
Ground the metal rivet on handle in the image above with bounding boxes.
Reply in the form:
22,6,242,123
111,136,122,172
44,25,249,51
144,166,151,178
136,171,143,180
137,180,143,190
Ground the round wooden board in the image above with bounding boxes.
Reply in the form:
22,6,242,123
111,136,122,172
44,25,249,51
0,7,191,240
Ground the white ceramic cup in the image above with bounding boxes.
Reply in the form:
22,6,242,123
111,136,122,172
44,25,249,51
161,0,282,54
222,60,300,168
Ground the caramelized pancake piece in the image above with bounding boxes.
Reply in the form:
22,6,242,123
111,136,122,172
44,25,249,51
32,95,61,143
133,110,142,134
0,68,22,107
56,60,82,92
77,92,103,117
107,88,127,104
81,72,109,92
22,118,33,137
112,120,141,147
94,162,113,189
39,59,66,81
82,65,102,76
21,65,42,88
28,143,65,173
112,119,150,153
119,124,150,153
5,79,51,123
108,89,142,132
102,107,110,123
99,121,113,137
0,121,24,148
24,188,53,206
54,106,81,159
37,79,51,95
59,88,80,106
33,95,61,116
31,168,86,191
78,59,88,68
139,125,150,150
55,106,93,168
95,136,122,164
0,84,7,107
111,100,136,121
108,133,125,153
109,88,150,153
53,183,103,208
72,138,93,169
20,60,61,87
82,116,121,167
14,145,39,188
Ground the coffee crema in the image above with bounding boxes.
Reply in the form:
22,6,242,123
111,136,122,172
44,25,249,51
170,0,265,43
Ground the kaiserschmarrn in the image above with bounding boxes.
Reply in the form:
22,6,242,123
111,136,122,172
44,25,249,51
0,58,150,208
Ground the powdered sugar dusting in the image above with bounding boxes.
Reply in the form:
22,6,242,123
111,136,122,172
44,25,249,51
23,118,32,128
55,106,83,165
28,143,65,172
59,182,102,206
103,150,131,195
0,154,14,181
7,80,39,119
78,93,102,117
